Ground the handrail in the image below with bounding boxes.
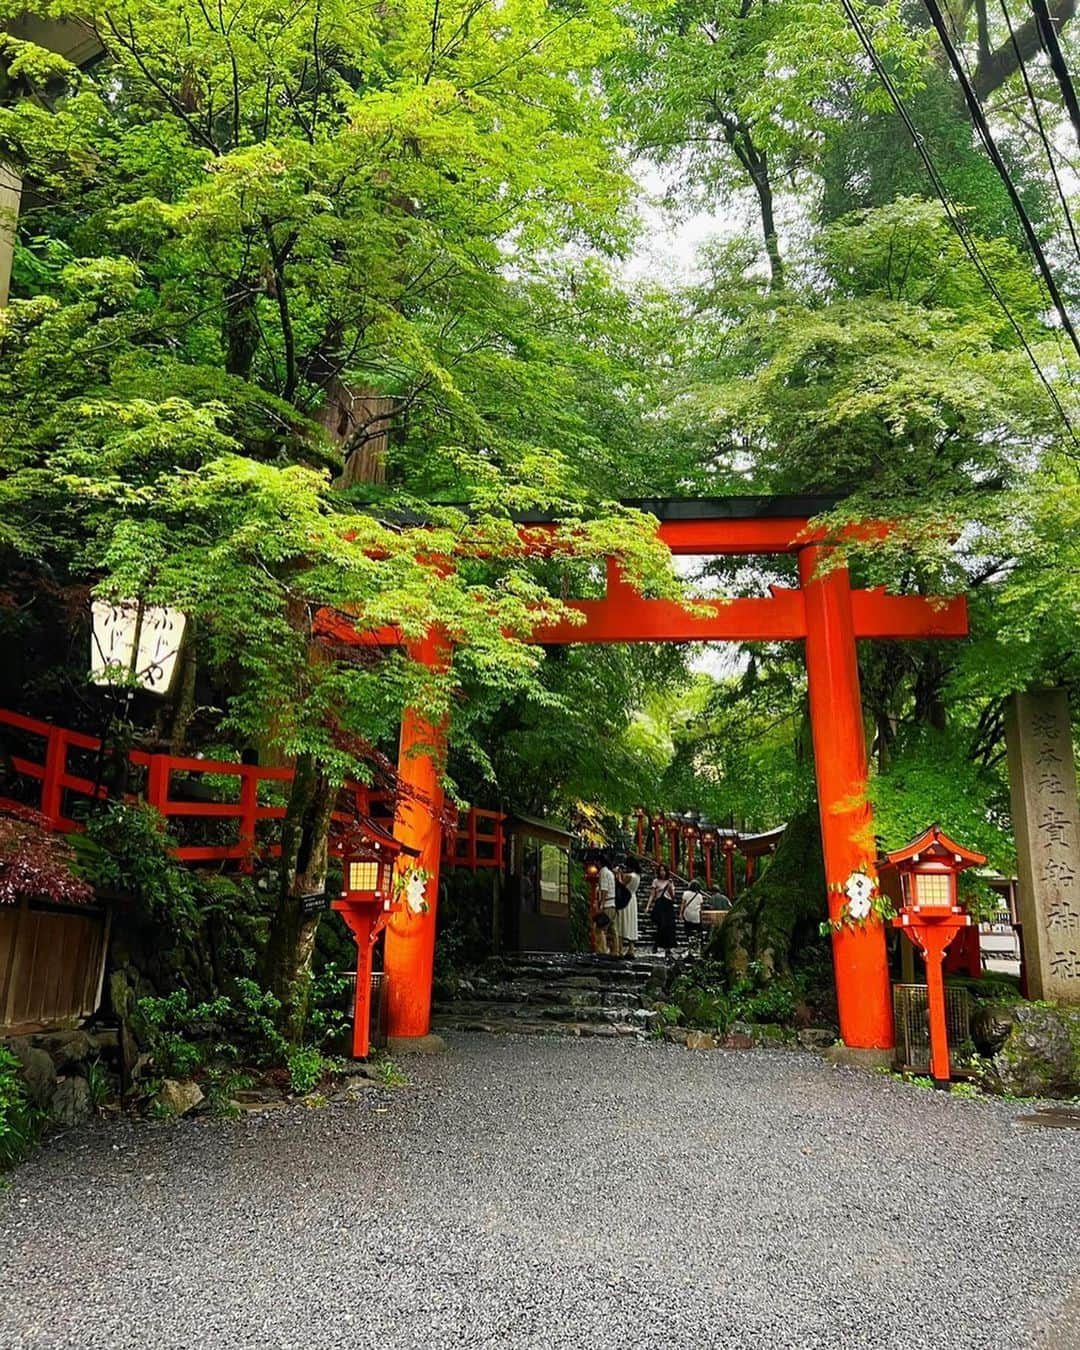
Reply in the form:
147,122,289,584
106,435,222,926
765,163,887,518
0,708,503,872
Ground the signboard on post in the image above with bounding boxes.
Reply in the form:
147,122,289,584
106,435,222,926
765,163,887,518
90,600,186,695
1006,689,1080,1003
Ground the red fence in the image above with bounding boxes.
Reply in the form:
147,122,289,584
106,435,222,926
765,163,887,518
0,708,503,872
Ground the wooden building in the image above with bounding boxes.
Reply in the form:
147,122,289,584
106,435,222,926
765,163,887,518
503,815,573,952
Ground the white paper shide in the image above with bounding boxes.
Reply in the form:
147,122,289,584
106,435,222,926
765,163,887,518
405,870,428,914
844,870,874,921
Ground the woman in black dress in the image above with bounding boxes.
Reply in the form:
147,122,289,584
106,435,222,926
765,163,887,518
646,864,678,960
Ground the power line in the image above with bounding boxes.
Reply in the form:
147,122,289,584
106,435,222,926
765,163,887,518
997,0,1080,267
923,0,1080,362
941,0,1078,374
1030,0,1080,152
836,0,1080,449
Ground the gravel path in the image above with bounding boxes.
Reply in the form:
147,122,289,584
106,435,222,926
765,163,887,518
2,1036,1079,1350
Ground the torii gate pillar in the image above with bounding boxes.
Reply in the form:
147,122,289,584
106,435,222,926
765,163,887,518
799,547,893,1052
383,637,447,1043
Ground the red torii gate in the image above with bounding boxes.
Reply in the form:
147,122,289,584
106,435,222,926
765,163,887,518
332,498,968,1056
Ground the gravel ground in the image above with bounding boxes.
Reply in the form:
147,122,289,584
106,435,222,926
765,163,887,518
2,1036,1079,1350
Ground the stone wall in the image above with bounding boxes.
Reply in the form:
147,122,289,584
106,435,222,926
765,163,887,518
5,1028,119,1128
989,1004,1080,1098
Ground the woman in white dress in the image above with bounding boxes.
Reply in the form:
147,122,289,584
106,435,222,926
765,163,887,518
614,863,640,959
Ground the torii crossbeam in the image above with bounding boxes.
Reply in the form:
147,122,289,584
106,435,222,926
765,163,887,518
328,497,969,1059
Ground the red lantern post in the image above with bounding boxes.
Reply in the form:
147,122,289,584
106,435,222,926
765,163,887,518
333,819,418,1058
884,824,987,1086
634,807,646,857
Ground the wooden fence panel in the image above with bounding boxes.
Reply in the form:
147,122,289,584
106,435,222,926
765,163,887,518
0,899,108,1030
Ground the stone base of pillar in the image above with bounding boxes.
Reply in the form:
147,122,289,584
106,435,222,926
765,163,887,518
387,1033,448,1055
824,1044,895,1072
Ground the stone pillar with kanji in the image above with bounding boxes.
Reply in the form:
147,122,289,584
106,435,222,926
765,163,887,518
1006,689,1080,1003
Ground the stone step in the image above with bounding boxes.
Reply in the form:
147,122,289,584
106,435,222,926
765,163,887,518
530,987,604,1008
435,1000,659,1028
540,1005,659,1026
485,952,662,976
478,962,660,988
463,979,650,1005
433,1014,649,1041
600,989,642,1009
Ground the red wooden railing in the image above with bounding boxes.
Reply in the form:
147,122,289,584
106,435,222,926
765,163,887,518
0,708,503,872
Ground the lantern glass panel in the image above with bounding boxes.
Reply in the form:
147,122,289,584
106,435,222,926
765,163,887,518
348,860,380,893
915,872,951,906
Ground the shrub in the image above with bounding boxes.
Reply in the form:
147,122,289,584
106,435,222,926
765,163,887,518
230,979,287,1063
306,964,350,1049
371,1056,408,1088
135,990,232,1077
664,959,805,1034
286,1046,326,1096
0,1045,46,1172
70,802,198,931
84,1059,111,1112
134,980,290,1078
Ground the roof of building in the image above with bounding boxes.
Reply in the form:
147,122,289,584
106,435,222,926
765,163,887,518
505,813,573,846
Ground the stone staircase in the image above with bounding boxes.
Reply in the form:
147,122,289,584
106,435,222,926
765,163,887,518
432,951,670,1039
623,852,695,955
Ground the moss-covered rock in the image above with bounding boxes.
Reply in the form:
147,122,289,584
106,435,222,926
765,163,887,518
970,1000,1017,1057
988,1003,1080,1099
713,804,829,981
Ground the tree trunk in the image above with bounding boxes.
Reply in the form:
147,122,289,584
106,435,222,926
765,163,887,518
913,648,948,732
714,803,827,980
263,751,336,1043
168,624,197,752
748,157,784,292
223,276,259,380
973,0,1077,99
710,104,785,291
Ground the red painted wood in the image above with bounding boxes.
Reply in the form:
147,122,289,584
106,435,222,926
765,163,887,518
656,517,818,554
894,912,971,1081
924,938,952,1082
533,591,808,645
40,730,66,824
8,755,45,782
942,922,982,977
334,903,376,1059
522,517,821,556
0,709,100,750
1,706,503,875
238,769,259,873
799,547,894,1052
144,755,171,812
174,843,250,862
313,511,968,654
849,590,968,639
383,633,449,1042
162,801,245,817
